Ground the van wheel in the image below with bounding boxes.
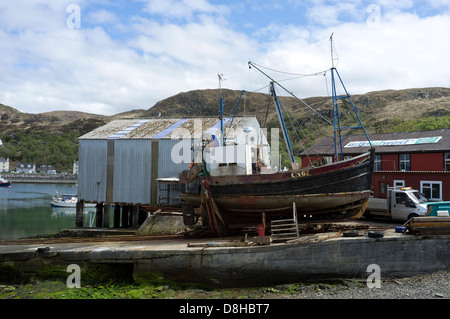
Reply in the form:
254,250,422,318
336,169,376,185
407,213,419,221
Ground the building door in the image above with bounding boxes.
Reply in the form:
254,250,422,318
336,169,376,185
379,182,389,199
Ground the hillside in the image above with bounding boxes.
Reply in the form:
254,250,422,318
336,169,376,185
145,87,450,146
1,87,450,171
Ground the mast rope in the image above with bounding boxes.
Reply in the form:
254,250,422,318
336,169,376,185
272,85,319,163
250,62,328,78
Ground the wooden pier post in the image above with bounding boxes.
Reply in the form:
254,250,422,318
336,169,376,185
131,206,139,228
96,203,103,227
113,204,121,228
121,205,129,228
76,201,84,227
103,203,110,228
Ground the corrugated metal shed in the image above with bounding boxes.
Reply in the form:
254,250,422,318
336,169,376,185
112,139,152,204
79,117,256,140
78,139,107,203
78,117,265,205
301,129,450,156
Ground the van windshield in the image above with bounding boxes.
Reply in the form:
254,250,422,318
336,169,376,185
409,191,428,204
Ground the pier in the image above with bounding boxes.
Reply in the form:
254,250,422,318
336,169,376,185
1,221,449,287
3,173,77,184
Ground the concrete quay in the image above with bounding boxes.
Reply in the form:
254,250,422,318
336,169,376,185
1,228,449,287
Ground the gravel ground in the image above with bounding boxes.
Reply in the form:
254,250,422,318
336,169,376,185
269,271,450,299
166,270,450,300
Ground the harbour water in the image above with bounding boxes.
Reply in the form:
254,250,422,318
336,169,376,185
0,183,97,240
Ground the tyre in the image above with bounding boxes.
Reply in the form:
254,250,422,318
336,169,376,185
368,230,384,238
343,230,359,237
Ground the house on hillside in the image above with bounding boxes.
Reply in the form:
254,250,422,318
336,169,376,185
73,160,79,175
300,128,450,201
16,163,36,174
39,165,57,174
0,157,9,172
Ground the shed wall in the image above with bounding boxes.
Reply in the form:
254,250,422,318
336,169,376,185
113,139,152,204
78,140,107,203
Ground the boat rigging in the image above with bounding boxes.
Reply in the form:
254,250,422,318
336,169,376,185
180,35,376,232
249,34,372,163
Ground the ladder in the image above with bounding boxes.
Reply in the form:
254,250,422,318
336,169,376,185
270,202,300,243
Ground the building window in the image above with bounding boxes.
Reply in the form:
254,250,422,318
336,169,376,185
445,153,450,171
394,180,405,188
374,155,382,171
399,154,411,171
420,181,442,201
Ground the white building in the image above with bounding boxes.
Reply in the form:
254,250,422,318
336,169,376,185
73,160,79,175
0,157,9,172
16,163,36,174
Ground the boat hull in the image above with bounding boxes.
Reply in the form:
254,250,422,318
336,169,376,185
182,190,370,227
180,150,374,228
51,202,97,208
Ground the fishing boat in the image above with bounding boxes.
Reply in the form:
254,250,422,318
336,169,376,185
51,194,96,208
0,175,11,187
180,36,374,232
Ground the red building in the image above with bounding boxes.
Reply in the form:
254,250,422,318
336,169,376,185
300,129,450,201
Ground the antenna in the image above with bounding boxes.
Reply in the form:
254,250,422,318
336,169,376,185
217,73,225,144
218,72,225,93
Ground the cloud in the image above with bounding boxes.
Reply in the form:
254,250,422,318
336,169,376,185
0,1,449,116
142,0,230,20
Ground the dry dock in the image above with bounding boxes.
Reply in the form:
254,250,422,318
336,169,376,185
1,222,449,287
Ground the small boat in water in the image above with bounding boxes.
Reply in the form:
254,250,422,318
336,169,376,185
51,194,96,208
0,176,11,187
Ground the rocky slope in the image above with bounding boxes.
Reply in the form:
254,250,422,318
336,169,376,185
1,86,449,170
2,86,449,135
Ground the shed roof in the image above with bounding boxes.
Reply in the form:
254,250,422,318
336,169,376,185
301,128,450,156
79,117,259,140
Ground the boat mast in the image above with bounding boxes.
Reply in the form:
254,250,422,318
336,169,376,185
330,33,342,162
247,62,297,167
329,34,372,161
270,82,296,165
225,90,246,141
218,73,225,145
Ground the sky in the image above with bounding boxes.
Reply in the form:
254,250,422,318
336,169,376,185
1,0,450,115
